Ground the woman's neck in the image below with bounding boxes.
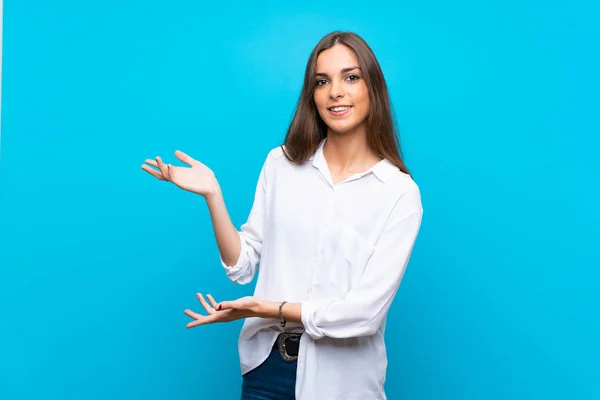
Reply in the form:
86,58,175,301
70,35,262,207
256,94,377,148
323,131,382,174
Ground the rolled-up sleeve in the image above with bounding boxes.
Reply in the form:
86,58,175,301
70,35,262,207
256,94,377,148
221,157,268,285
301,189,423,339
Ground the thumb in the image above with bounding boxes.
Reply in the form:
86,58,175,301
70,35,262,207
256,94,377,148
217,301,237,311
174,150,196,166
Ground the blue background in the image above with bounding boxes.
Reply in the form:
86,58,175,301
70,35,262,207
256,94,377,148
1,1,599,399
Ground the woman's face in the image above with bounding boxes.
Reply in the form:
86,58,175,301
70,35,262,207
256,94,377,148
313,44,370,136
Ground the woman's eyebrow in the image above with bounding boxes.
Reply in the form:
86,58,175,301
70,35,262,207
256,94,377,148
315,66,361,77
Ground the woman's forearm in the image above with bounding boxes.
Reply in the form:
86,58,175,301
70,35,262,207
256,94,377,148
204,189,242,267
256,300,303,325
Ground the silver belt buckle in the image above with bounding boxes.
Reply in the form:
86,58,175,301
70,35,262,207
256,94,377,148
277,333,299,363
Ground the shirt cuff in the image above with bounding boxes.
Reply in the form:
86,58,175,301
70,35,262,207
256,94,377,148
220,234,251,282
301,300,326,340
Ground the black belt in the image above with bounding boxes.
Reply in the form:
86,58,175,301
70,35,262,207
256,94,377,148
273,332,301,362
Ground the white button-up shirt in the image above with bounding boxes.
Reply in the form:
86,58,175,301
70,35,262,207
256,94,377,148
222,139,423,400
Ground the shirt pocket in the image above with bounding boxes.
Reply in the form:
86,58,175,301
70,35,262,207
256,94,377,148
326,225,376,295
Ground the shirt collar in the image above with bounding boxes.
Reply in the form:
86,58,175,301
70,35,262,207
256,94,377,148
369,158,399,182
310,138,399,183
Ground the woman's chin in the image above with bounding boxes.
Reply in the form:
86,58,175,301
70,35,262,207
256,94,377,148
326,120,366,136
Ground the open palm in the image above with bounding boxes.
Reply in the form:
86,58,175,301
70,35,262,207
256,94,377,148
184,294,258,328
141,150,219,197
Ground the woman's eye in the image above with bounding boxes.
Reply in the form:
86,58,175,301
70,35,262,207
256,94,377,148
316,79,328,86
346,74,360,82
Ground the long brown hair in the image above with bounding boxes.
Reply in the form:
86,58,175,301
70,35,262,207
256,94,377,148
281,31,410,175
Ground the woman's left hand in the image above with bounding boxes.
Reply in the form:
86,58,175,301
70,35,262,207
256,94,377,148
184,293,261,328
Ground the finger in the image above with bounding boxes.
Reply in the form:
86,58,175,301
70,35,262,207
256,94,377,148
184,311,208,329
184,309,219,329
155,156,169,180
196,293,215,314
217,301,237,311
184,309,203,320
155,157,171,181
174,150,197,166
206,294,218,309
140,164,166,180
186,319,205,329
144,159,159,167
186,315,217,328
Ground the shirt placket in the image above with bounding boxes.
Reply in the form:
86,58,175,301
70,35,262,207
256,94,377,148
308,186,338,298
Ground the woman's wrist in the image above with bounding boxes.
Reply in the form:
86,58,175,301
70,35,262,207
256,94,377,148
203,182,223,204
255,299,280,319
255,299,303,325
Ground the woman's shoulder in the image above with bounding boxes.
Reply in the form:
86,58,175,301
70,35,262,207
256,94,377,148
385,168,422,209
257,145,293,177
263,144,303,167
266,145,286,161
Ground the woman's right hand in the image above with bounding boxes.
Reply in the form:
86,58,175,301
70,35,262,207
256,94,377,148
141,150,220,198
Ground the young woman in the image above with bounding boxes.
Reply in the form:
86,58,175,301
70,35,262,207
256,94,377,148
142,31,423,400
